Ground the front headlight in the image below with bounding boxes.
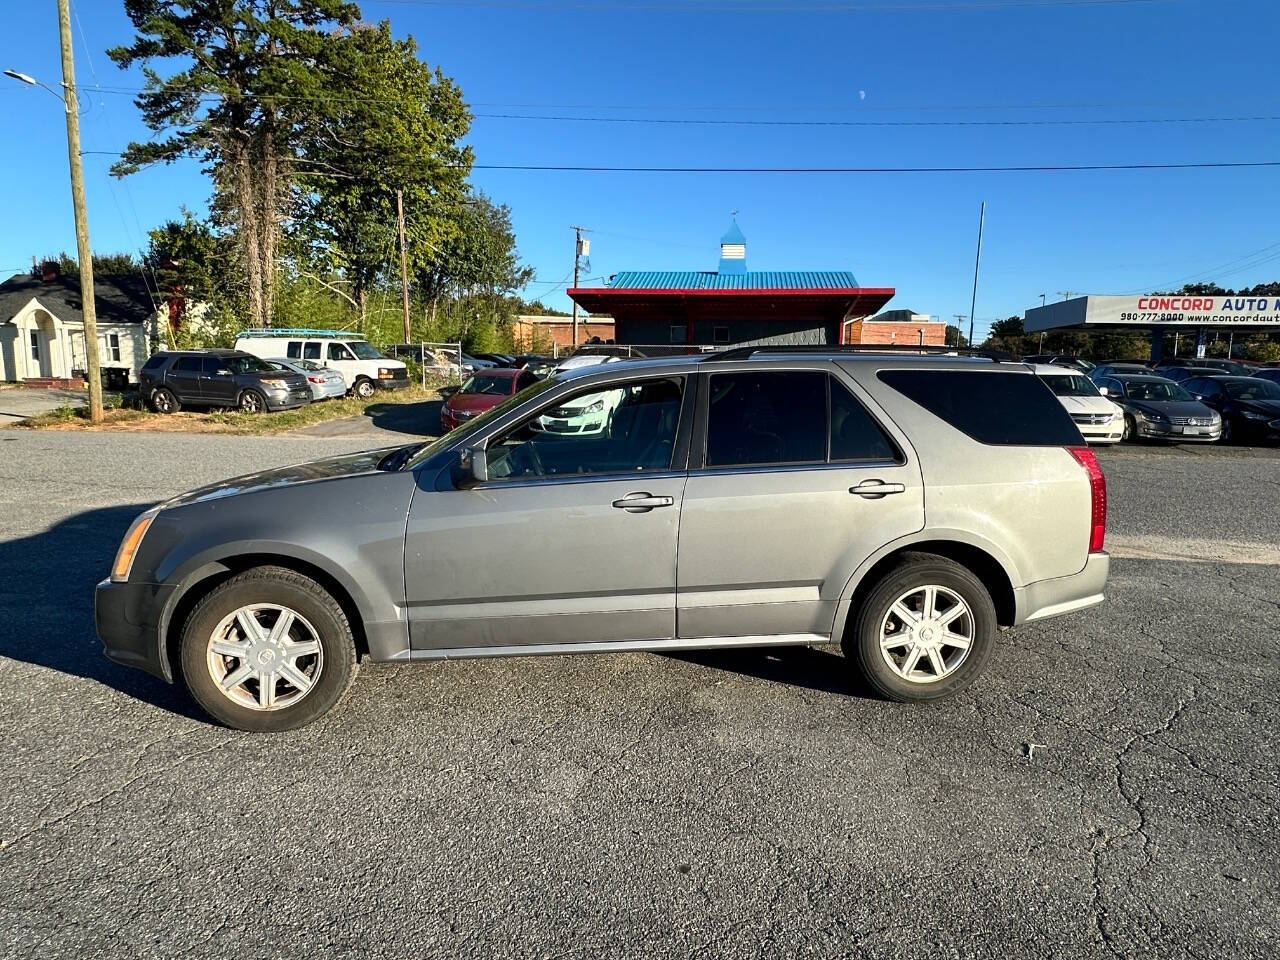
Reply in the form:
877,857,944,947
1137,409,1167,423
111,510,158,583
378,367,398,379
579,399,605,414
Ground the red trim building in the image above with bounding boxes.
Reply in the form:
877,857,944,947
567,221,894,348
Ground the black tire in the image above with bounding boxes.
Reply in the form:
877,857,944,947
1122,414,1136,442
1220,417,1234,443
238,389,268,414
150,386,180,414
842,553,998,703
179,566,358,732
353,377,375,399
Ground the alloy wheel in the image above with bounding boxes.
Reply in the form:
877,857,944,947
205,603,324,711
240,391,263,413
879,585,974,684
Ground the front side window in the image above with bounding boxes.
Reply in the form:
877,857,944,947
706,371,826,467
328,343,353,361
486,377,684,480
1224,378,1280,400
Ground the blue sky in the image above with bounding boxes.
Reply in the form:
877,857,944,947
1,0,1277,341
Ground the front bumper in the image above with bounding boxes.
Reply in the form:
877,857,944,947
264,386,312,411
96,577,176,681
1134,419,1221,442
376,375,411,391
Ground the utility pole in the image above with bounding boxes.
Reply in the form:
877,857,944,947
967,201,985,350
1056,290,1074,301
570,226,586,351
396,188,411,344
57,0,102,421
952,314,968,346
1039,293,1047,307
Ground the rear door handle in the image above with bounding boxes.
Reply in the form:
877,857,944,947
850,480,906,498
612,492,675,512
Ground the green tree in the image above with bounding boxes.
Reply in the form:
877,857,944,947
944,324,967,348
109,0,362,328
989,316,1025,338
292,21,472,330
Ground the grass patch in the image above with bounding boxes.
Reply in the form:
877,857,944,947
15,384,441,435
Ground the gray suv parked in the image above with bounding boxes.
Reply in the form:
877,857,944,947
139,349,311,414
98,348,1110,731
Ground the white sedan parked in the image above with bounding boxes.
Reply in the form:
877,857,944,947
1032,364,1125,443
265,358,347,401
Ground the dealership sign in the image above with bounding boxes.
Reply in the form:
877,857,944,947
1025,295,1280,331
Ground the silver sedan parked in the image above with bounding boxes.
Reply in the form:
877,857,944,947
266,358,347,401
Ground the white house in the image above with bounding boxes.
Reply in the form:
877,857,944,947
0,267,154,385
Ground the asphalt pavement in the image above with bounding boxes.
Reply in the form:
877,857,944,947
0,429,1276,959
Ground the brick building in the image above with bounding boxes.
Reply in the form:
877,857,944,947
513,314,615,351
843,310,947,348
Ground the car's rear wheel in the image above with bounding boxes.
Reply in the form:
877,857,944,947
353,377,375,399
179,566,358,731
1122,414,1136,442
150,387,180,414
238,389,267,413
1221,418,1234,443
844,554,997,702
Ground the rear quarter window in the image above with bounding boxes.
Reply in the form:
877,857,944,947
877,369,1082,446
141,355,167,371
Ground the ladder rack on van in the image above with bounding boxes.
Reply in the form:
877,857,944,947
238,328,363,339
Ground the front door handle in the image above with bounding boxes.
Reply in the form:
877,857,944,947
851,480,906,499
612,492,675,512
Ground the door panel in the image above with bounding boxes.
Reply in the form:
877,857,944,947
404,474,685,650
200,357,238,405
165,358,203,402
676,463,923,638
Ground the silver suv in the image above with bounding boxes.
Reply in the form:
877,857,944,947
97,348,1110,731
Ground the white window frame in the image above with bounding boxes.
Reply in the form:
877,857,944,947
29,329,40,361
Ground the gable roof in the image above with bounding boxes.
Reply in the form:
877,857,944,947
0,273,156,326
604,270,863,291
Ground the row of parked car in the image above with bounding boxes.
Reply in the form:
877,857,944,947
139,329,411,413
1025,353,1280,445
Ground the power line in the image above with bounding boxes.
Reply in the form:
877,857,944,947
368,0,1172,10
1128,240,1280,293
473,112,1280,129
80,150,1280,174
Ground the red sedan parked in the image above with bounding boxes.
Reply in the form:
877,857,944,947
440,367,540,432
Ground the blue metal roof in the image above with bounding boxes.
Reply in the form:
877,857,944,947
607,270,863,291
720,218,747,246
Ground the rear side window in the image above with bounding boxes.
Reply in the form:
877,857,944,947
878,369,1081,446
286,341,302,359
303,342,321,361
707,371,826,467
141,355,166,371
171,356,202,372
830,378,899,462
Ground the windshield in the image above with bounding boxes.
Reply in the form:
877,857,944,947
1040,374,1099,398
1224,379,1280,400
1124,380,1192,402
403,378,558,469
347,341,385,360
461,374,514,396
227,355,274,374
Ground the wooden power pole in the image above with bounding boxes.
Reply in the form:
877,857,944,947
570,225,586,350
57,0,102,421
396,188,411,344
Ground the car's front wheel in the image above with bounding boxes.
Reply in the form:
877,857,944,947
353,377,375,399
1122,414,1137,442
238,389,268,414
179,566,358,731
844,553,997,702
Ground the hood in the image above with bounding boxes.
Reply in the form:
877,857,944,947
447,391,509,413
1231,398,1280,417
1126,398,1216,419
1056,395,1114,414
162,447,403,508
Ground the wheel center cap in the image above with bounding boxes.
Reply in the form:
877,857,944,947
255,648,277,667
920,626,936,642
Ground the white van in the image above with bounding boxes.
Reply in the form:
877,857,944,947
234,329,409,398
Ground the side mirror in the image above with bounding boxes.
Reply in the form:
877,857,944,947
1098,386,1108,396
440,385,458,399
458,447,487,486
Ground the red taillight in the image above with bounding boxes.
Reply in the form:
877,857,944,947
1067,446,1107,553
308,376,325,384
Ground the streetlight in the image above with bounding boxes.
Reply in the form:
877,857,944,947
6,2,104,421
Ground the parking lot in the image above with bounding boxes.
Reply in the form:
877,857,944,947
1,429,1276,959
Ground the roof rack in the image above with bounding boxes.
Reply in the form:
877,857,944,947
237,328,363,339
705,344,1013,363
